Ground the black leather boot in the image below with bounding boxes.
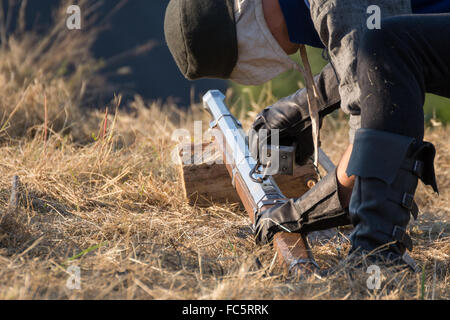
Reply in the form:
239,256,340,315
255,168,351,245
346,129,439,265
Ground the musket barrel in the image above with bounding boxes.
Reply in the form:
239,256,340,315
203,90,318,276
203,90,286,217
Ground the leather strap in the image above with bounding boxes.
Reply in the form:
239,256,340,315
388,190,419,220
402,158,424,179
392,225,413,252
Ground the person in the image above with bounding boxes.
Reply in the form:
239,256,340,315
344,13,447,265
164,0,449,269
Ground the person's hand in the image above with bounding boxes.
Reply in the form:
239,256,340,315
254,200,298,245
249,96,320,166
249,63,341,166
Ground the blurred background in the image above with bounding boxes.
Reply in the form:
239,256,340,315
2,0,227,107
1,0,449,122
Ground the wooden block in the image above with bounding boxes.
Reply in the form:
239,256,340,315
177,143,318,207
274,164,318,198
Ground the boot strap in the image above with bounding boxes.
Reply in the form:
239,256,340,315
402,148,439,194
392,226,413,252
407,142,439,193
401,159,424,179
388,191,419,220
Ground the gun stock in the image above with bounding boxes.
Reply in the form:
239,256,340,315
203,90,318,276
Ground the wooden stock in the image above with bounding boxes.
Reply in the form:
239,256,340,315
273,233,315,275
214,134,315,276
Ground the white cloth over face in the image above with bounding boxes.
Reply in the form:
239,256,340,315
229,0,297,85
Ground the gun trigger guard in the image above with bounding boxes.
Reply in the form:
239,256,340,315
250,161,269,184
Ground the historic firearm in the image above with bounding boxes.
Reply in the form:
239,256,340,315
203,90,320,275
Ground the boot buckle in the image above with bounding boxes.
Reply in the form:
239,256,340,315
403,159,424,178
388,191,419,220
401,193,414,210
401,193,419,220
412,160,424,178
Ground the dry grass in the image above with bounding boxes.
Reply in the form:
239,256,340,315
0,0,109,143
0,1,448,301
0,98,448,300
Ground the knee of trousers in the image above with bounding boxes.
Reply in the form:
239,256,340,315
358,16,413,62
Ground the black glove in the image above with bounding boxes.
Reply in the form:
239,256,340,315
254,168,351,245
249,63,341,166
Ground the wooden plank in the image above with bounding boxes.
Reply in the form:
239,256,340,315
177,143,318,207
